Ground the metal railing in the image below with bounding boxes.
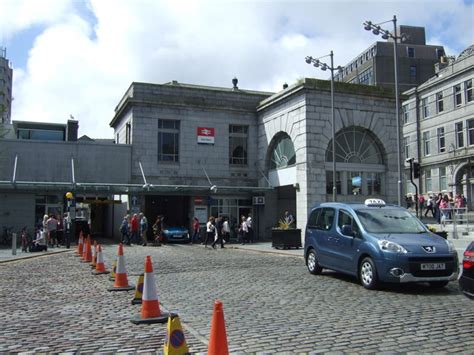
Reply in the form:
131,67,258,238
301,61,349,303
439,207,470,239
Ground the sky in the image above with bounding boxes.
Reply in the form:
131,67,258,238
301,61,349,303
0,0,473,138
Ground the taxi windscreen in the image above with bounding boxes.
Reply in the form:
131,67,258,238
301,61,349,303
355,209,426,234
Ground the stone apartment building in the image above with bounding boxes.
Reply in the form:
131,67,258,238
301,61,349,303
402,45,474,208
0,47,13,124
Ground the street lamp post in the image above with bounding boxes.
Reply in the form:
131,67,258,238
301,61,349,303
363,15,403,206
305,51,343,202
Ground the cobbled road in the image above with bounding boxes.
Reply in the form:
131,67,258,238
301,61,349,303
0,243,473,354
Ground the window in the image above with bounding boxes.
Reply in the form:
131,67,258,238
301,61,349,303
423,131,430,156
125,122,131,144
466,79,473,103
315,208,335,231
437,127,445,153
436,92,444,113
410,65,417,77
270,134,296,169
326,171,341,195
468,119,474,146
439,167,447,191
338,210,360,236
367,172,382,195
307,209,321,228
402,104,409,123
358,67,373,85
16,128,64,141
456,122,464,148
454,84,462,106
407,47,415,58
425,169,432,192
422,97,430,118
229,125,248,165
158,119,180,162
436,48,444,59
404,136,410,159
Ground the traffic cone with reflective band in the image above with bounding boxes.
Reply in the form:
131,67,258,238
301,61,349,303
81,235,88,260
107,243,134,291
90,240,98,268
93,244,109,275
130,256,175,324
109,259,117,281
163,314,189,355
207,300,229,355
131,274,144,305
82,236,92,263
76,233,83,256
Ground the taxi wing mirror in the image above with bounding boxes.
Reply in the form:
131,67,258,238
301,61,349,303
341,225,355,237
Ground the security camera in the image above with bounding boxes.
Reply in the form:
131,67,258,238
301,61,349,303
405,157,414,163
210,185,217,193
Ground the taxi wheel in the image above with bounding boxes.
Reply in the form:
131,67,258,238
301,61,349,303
306,249,322,275
359,257,378,290
428,281,449,289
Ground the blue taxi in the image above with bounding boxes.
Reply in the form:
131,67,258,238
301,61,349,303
304,199,459,289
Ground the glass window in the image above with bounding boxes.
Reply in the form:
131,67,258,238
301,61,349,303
367,172,381,195
270,134,296,169
358,67,373,85
409,65,417,77
425,169,432,193
466,79,473,103
454,84,462,106
402,104,409,123
422,97,430,118
315,208,335,231
355,209,425,234
307,209,321,228
158,119,180,162
17,128,64,141
423,131,430,156
229,125,248,165
468,119,474,146
125,122,131,144
407,47,415,58
347,172,363,195
456,122,464,148
326,171,341,195
436,92,444,113
404,136,410,160
439,167,447,191
338,210,361,236
437,127,445,153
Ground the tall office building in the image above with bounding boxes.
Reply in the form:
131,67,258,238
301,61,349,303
334,26,445,92
0,47,13,124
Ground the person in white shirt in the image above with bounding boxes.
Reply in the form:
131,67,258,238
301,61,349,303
246,214,254,243
239,215,249,244
222,217,230,243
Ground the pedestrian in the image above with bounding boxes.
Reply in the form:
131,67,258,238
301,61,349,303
42,214,48,246
130,213,139,244
246,213,254,243
439,195,449,228
120,215,130,245
424,195,435,218
191,217,200,244
46,214,58,248
222,216,230,243
239,215,248,244
418,194,425,216
455,193,466,224
30,226,47,252
152,215,163,245
284,210,295,226
21,227,29,252
434,193,443,223
212,216,225,249
139,212,148,246
204,216,215,248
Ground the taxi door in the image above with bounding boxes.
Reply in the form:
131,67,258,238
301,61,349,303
331,209,363,274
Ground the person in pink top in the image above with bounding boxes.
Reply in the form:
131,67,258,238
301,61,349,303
130,214,139,244
439,195,449,227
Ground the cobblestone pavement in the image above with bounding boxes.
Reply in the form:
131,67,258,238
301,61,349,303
0,243,473,353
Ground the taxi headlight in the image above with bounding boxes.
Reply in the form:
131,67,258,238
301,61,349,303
446,240,455,253
378,240,408,254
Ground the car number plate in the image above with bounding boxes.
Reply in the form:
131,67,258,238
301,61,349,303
420,263,446,270
173,234,183,238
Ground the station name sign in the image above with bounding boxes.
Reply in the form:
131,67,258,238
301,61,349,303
197,127,215,144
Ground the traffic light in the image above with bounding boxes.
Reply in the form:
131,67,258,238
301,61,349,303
413,162,421,179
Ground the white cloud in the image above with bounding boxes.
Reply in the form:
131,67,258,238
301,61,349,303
7,0,474,138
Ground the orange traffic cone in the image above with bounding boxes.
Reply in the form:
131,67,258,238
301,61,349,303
130,256,175,324
92,244,109,275
163,314,189,354
131,274,144,305
208,300,229,355
107,243,134,291
90,240,98,268
82,236,92,263
109,259,117,281
81,235,89,260
76,233,83,256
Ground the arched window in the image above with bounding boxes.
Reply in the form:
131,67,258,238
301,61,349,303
270,134,296,169
325,127,385,196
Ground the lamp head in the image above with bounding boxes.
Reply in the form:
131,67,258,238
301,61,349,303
372,28,380,35
337,66,343,74
321,64,327,71
305,56,312,64
381,33,389,40
363,21,372,31
313,59,320,68
65,192,73,200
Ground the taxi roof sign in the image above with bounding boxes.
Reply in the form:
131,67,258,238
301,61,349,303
364,198,386,207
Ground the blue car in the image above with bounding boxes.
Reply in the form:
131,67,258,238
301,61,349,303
161,226,190,243
304,199,459,290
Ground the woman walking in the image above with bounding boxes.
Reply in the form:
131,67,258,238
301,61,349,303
191,217,200,244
